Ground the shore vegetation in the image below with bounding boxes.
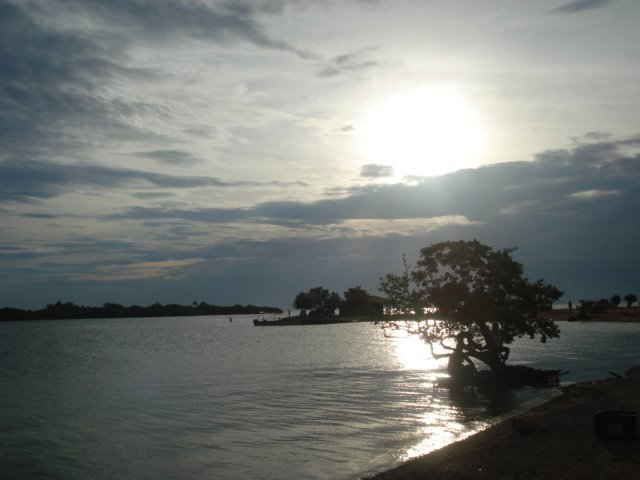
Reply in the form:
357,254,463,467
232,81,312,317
378,240,563,385
0,301,282,322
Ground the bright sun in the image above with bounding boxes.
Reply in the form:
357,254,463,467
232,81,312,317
357,87,487,179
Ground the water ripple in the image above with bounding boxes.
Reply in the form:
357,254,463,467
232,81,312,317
2,317,640,480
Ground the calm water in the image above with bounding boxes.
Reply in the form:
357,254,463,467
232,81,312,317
1,316,639,480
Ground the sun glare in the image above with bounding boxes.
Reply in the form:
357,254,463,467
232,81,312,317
391,330,448,374
357,87,487,179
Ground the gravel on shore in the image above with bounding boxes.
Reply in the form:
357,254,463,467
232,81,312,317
367,366,640,480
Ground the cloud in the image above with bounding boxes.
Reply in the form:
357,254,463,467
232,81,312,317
137,150,202,166
0,0,317,163
0,1,157,156
547,0,614,15
2,0,639,310
317,47,379,77
0,158,307,201
568,189,620,200
72,258,206,282
0,2,126,90
4,130,640,308
61,0,317,59
572,131,612,143
360,164,394,178
108,134,640,236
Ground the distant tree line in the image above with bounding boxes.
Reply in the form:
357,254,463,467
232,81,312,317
572,293,638,318
292,285,383,320
291,284,640,323
0,301,282,322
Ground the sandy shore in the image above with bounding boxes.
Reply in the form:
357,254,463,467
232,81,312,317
367,366,640,480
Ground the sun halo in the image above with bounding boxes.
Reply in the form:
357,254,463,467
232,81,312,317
357,87,487,180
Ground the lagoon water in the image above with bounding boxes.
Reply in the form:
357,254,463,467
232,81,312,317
1,316,639,480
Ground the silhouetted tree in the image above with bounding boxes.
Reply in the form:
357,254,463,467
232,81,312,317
594,298,610,313
379,255,419,315
340,286,379,317
340,286,368,317
610,294,621,308
293,286,341,318
624,293,638,308
293,291,314,312
377,240,563,374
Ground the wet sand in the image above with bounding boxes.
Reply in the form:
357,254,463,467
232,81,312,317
367,366,640,480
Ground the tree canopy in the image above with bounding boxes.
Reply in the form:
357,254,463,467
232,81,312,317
378,240,563,373
293,286,341,318
610,294,622,308
340,286,381,317
624,293,638,308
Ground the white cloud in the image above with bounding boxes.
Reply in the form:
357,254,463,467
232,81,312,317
71,258,206,282
569,189,620,200
2,0,640,308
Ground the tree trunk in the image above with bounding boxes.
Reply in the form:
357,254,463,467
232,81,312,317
468,348,506,372
474,322,508,372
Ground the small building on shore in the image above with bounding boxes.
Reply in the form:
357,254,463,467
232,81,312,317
366,295,386,316
339,294,386,318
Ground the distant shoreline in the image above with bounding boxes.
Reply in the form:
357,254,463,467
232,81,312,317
3,304,639,324
542,306,640,323
0,301,282,322
249,310,640,326
253,314,381,326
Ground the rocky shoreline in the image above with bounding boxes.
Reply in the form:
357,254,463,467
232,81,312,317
367,366,640,480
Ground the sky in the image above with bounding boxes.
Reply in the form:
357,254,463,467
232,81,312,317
1,0,639,310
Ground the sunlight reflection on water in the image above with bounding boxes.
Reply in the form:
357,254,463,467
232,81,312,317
391,333,446,373
389,333,494,460
2,318,639,480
